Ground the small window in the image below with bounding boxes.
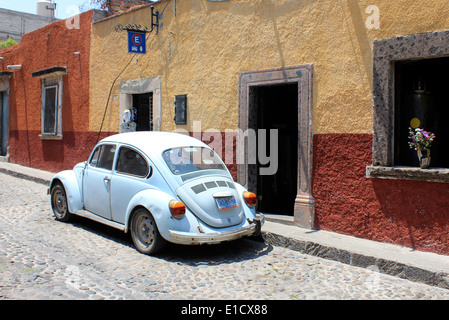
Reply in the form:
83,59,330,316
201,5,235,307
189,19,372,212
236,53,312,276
32,67,67,140
116,146,149,177
174,94,187,125
43,85,58,135
90,146,101,167
89,145,116,170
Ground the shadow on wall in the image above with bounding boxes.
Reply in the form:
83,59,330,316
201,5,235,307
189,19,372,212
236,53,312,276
312,133,449,255
371,178,449,254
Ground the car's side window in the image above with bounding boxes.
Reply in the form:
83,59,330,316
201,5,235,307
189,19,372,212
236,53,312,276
89,146,101,167
89,144,116,170
116,146,149,177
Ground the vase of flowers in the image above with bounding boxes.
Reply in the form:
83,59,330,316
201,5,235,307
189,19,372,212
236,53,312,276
408,127,436,168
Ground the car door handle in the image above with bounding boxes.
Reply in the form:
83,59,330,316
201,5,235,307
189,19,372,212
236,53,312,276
104,177,111,183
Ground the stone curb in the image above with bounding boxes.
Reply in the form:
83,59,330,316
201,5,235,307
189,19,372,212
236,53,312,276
261,230,449,289
0,167,51,186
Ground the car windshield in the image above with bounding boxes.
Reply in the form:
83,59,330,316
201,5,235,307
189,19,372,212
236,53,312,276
163,147,226,175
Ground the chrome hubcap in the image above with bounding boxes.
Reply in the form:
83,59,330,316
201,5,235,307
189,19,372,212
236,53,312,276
53,190,67,217
137,216,154,245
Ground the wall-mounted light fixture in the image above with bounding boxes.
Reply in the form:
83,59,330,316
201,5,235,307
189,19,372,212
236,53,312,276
7,65,22,70
414,76,426,95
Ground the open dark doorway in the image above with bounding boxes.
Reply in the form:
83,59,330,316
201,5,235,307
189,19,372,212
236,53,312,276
133,92,153,131
249,83,298,215
0,91,7,156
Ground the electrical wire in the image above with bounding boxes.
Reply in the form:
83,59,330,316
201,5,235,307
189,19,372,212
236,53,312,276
160,0,174,15
95,52,137,144
95,0,174,144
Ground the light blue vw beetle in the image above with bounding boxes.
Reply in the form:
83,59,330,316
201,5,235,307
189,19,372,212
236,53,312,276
49,132,264,255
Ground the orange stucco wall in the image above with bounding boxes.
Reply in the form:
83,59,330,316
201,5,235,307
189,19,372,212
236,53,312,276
0,10,105,171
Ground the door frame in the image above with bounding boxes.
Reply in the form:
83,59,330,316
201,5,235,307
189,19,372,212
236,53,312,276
120,76,161,132
0,72,12,161
238,65,314,229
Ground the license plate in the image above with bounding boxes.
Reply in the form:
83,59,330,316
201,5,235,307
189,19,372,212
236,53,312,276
215,196,238,210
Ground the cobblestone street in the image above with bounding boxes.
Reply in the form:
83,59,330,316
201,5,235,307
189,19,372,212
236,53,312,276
1,172,449,301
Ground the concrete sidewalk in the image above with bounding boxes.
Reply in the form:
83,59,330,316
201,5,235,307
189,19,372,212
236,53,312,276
0,161,54,186
261,220,449,289
1,160,448,289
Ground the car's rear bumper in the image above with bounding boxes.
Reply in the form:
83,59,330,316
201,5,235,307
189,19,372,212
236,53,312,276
168,214,264,245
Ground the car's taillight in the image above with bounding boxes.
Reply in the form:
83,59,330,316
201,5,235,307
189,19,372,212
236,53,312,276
169,200,186,219
243,192,257,208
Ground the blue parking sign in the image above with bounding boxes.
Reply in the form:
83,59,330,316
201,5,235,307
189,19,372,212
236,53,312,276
128,31,146,54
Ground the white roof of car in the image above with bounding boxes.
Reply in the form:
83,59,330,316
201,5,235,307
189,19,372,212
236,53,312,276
100,131,208,157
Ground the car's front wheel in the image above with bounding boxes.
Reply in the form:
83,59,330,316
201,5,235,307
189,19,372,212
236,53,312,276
130,208,166,255
51,182,72,222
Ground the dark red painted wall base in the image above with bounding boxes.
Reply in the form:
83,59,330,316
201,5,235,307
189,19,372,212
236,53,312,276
9,130,116,172
9,129,449,255
8,130,238,178
313,133,449,255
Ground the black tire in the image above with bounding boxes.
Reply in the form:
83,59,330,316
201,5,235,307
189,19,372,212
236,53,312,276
51,182,72,222
130,208,166,255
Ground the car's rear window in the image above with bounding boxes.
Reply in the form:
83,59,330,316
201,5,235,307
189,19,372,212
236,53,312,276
162,147,226,175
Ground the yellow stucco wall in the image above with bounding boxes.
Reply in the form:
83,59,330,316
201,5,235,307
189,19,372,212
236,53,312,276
90,0,449,135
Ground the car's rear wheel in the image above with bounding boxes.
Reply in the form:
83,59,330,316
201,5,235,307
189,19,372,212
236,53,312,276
51,182,72,222
130,208,166,255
